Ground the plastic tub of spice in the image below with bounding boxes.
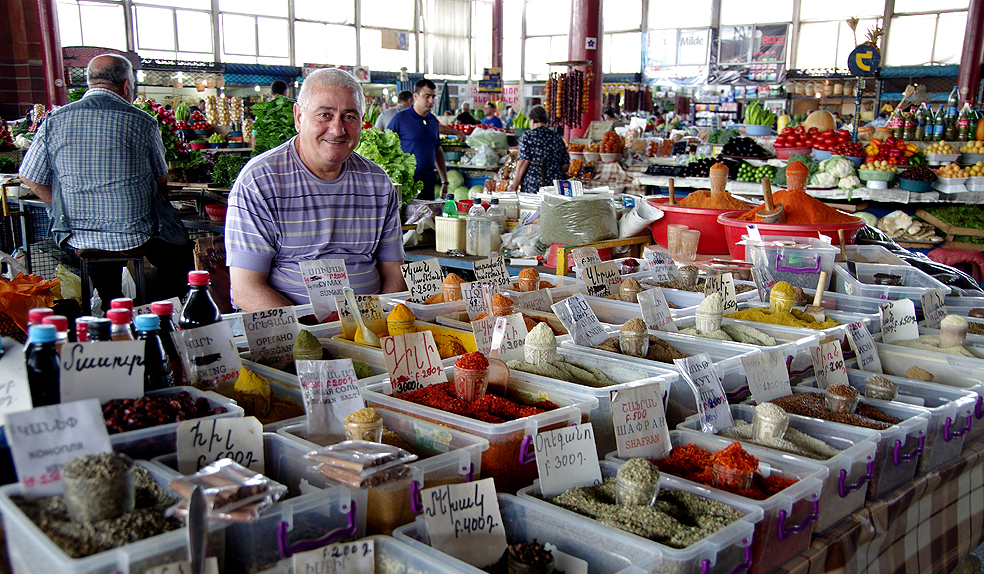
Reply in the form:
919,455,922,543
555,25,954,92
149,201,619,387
841,245,910,267
378,291,467,322
362,367,597,493
516,463,760,574
500,273,587,301
744,236,839,290
255,534,473,574
718,211,865,261
328,320,477,363
724,301,875,354
765,287,885,332
0,460,229,574
918,315,984,357
152,433,368,573
588,277,761,318
395,493,665,574
797,369,976,473
678,404,879,533
603,431,825,574
436,309,572,337
747,388,929,499
832,262,952,306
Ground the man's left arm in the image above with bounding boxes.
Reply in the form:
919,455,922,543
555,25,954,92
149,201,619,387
19,176,52,204
377,260,407,293
438,123,465,138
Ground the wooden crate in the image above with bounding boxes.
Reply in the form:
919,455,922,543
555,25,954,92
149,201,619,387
916,209,984,251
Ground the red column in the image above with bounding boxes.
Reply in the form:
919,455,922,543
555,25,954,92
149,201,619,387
0,0,48,119
567,0,602,138
37,0,67,106
957,0,984,105
492,0,503,70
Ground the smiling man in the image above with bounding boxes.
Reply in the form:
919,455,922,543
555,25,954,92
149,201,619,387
224,67,406,311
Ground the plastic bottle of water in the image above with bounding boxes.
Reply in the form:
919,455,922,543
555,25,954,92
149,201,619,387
465,198,487,256
485,198,506,253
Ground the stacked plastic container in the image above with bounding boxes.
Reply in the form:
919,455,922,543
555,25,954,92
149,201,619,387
832,262,951,306
255,534,473,574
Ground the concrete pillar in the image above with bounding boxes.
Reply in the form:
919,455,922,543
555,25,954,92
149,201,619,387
567,0,602,137
957,0,984,105
0,0,48,119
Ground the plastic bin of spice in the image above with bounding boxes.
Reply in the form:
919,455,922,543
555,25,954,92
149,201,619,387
857,344,984,444
754,288,886,333
841,245,910,267
744,236,839,290
330,320,477,360
517,459,763,574
603,431,825,574
583,295,696,325
362,368,597,493
832,262,952,305
726,301,877,342
152,433,367,573
941,295,984,315
394,493,664,574
254,534,473,574
744,387,929,499
435,308,573,336
797,369,976,473
500,272,587,301
0,460,229,574
378,291,468,322
919,316,984,355
109,386,244,461
677,404,879,533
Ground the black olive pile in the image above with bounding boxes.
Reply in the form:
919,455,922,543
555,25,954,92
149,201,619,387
721,136,769,158
682,156,745,179
897,166,936,181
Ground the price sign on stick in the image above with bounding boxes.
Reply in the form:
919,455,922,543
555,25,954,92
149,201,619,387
611,382,670,461
638,287,677,332
570,247,602,270
299,259,350,322
741,350,792,403
645,250,674,282
551,293,609,347
172,321,242,395
472,256,511,287
462,282,492,319
879,299,919,344
243,305,299,370
514,289,553,312
401,258,444,304
296,359,364,445
581,261,622,297
60,341,145,403
420,478,507,568
705,273,737,314
921,289,947,330
177,417,264,474
490,314,528,362
334,294,387,339
471,315,497,355
674,354,733,433
293,540,374,574
533,423,602,497
810,340,849,389
846,321,882,374
382,331,446,395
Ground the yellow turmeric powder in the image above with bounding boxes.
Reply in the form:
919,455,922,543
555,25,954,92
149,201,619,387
387,304,417,335
432,334,467,358
234,367,305,424
726,307,842,330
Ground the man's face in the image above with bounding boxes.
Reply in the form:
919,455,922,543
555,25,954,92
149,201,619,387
293,85,362,179
484,104,495,116
413,87,435,115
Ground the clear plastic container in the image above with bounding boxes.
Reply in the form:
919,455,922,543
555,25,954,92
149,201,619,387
254,535,474,574
749,289,886,332
453,365,489,401
745,236,838,290
583,279,761,321
361,367,597,493
378,291,467,321
344,418,384,442
500,273,586,302
603,431,825,574
832,262,952,306
841,245,910,266
0,461,229,574
394,493,663,574
727,301,876,347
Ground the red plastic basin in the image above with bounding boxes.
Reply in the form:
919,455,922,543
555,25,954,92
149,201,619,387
717,210,867,260
648,198,751,255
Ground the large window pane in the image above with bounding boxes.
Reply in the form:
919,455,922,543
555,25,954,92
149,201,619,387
796,21,838,69
604,0,641,33
606,32,642,73
895,0,967,12
502,0,521,81
720,0,792,26
526,0,569,36
836,19,877,68
176,10,212,53
218,0,286,18
294,22,356,65
648,0,711,29
801,0,884,21
222,13,256,55
471,0,493,80
133,0,209,9
362,0,415,30
136,6,175,50
934,12,967,64
886,15,935,65
525,35,567,80
361,28,416,72
257,17,288,57
294,0,354,24
56,1,83,47
80,3,127,50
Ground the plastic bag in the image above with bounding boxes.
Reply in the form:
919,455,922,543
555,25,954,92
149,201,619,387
618,200,664,238
469,145,500,168
539,191,618,246
121,267,136,300
466,128,508,150
500,223,542,257
0,272,59,333
0,249,26,280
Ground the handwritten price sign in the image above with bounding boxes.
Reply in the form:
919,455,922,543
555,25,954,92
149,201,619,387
299,258,350,322
810,340,849,389
611,382,670,461
846,321,882,374
420,478,507,567
0,340,32,422
462,281,493,319
382,331,446,395
741,350,792,403
244,305,299,370
472,256,511,287
644,249,674,282
581,261,622,297
177,417,264,474
551,293,609,347
638,287,677,332
533,423,602,497
401,258,444,304
921,288,947,330
297,359,364,445
674,354,732,433
293,540,374,574
879,299,918,344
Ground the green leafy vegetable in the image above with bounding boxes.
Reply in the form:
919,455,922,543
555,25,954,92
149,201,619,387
707,129,739,145
0,156,17,173
67,88,87,102
251,96,297,155
210,155,249,188
926,205,984,244
355,127,423,204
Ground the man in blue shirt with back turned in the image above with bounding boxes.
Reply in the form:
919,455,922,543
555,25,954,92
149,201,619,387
386,79,448,200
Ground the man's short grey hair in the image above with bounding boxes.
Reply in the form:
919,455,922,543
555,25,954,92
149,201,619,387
297,68,365,117
86,54,133,89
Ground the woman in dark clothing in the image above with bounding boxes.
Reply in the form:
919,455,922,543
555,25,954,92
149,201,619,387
507,105,570,194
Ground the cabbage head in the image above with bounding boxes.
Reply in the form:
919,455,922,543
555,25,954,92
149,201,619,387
447,169,464,188
838,174,861,190
822,156,854,178
469,185,485,199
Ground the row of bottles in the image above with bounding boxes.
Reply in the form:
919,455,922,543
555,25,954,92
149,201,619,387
442,195,507,257
888,87,981,142
24,270,224,407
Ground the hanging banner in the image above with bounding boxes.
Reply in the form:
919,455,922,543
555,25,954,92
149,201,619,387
753,24,789,64
677,29,710,67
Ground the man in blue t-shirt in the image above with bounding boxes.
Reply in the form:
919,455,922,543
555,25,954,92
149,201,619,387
480,102,504,129
387,79,447,200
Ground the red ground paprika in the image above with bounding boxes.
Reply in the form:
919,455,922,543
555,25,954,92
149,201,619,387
652,442,796,501
455,352,489,371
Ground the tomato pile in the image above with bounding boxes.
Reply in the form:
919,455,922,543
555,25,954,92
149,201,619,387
833,142,865,157
864,137,925,166
773,126,852,150
185,110,211,131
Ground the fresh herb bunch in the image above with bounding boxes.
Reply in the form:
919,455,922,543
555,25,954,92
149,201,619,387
134,100,189,161
67,88,87,102
210,155,249,188
0,156,17,173
251,96,297,155
355,127,423,204
926,206,984,244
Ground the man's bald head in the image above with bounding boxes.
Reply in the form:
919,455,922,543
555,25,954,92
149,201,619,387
86,54,134,101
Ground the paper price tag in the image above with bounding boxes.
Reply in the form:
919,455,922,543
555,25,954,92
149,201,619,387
846,321,882,374
177,416,264,474
296,358,364,445
581,260,622,297
461,282,492,319
741,350,792,403
489,314,528,363
674,354,733,433
705,273,737,315
6,399,111,498
879,299,919,344
334,294,387,340
745,224,762,242
570,247,602,270
293,540,374,574
810,340,849,389
172,321,242,395
382,331,446,395
133,296,181,325
244,305,299,370
921,289,947,330
471,315,497,355
751,267,778,302
611,382,671,460
60,341,145,404
638,287,677,332
533,423,602,497
299,259,350,322
0,339,33,423
551,293,609,347
472,256,511,287
401,258,444,304
644,250,673,282
146,557,219,574
420,478,507,567
514,289,553,312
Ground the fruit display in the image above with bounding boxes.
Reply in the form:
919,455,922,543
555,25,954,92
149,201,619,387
646,140,658,157
721,136,769,158
568,159,583,177
773,126,848,151
567,141,585,152
204,95,218,126
937,163,968,178
744,101,777,126
208,133,226,144
833,141,865,157
803,110,836,133
864,137,923,166
897,166,937,181
736,163,777,183
859,161,898,172
960,141,984,153
599,131,623,154
925,141,957,154
967,161,984,176
188,110,211,131
682,156,742,178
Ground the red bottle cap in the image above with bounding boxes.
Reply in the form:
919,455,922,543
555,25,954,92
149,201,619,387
188,270,210,286
75,316,97,342
151,301,174,315
42,315,68,332
28,308,54,325
110,298,134,311
107,308,132,325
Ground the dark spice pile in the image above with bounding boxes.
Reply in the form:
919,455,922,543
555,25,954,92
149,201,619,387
654,443,796,501
595,334,687,364
13,465,181,558
641,279,756,295
483,540,561,574
397,381,559,423
769,393,902,429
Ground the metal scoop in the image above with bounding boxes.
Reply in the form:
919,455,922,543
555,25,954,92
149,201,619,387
486,346,510,396
756,177,785,223
343,286,381,348
804,271,829,322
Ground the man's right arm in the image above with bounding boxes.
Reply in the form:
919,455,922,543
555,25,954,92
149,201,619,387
230,267,294,311
18,176,52,204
